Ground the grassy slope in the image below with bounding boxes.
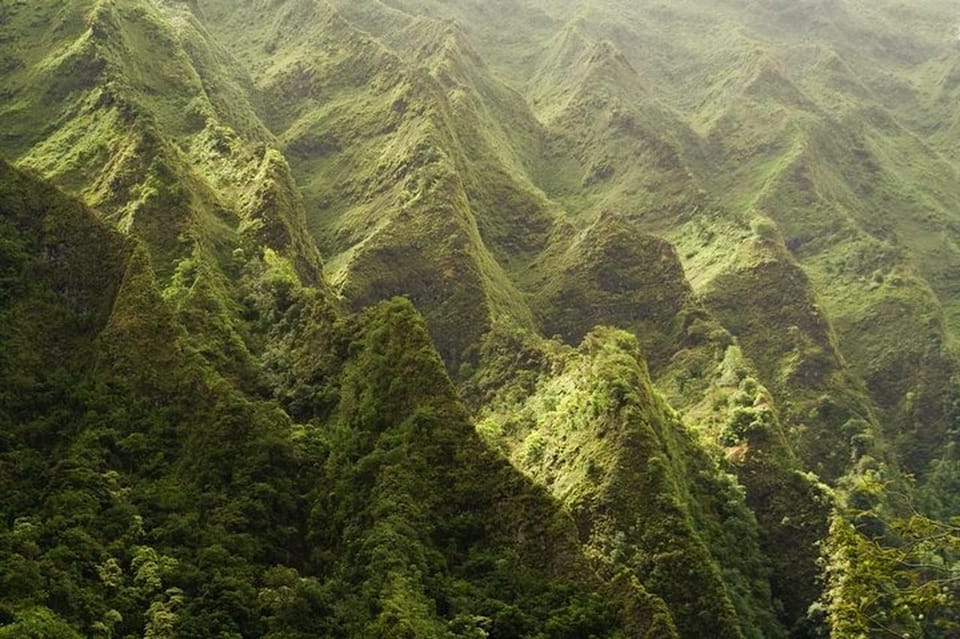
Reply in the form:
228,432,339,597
0,0,324,277
0,0,333,387
0,4,686,636
190,0,960,634
354,0,959,630
4,0,960,635
197,0,551,368
469,326,786,639
368,0,960,475
0,157,668,636
380,0,960,484
194,3,806,634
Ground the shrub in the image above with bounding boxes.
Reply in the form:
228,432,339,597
749,216,779,241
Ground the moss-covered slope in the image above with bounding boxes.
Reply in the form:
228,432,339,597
0,160,671,637
471,326,786,639
5,0,960,636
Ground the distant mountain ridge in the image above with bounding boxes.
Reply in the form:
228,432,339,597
2,0,960,637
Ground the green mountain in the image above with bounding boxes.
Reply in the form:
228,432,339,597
2,0,960,637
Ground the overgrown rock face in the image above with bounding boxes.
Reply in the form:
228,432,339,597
0,162,654,639
534,214,693,356
4,0,960,636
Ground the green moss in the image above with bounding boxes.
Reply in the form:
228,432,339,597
472,326,785,639
6,1,960,635
0,163,655,638
531,213,694,368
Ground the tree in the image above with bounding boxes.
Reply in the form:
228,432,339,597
822,510,959,638
0,607,83,639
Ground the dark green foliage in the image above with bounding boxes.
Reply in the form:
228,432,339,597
309,298,638,637
4,0,960,637
0,164,631,637
532,213,694,367
471,326,785,639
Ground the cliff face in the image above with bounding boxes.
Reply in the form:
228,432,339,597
2,1,960,637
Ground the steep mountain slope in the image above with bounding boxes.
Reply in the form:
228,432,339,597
356,0,960,488
3,0,960,637
0,160,670,637
2,0,289,265
197,0,555,368
470,327,786,639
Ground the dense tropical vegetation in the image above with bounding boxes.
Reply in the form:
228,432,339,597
2,0,960,636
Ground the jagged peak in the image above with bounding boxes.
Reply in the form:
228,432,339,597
396,15,483,65
535,22,640,93
582,40,637,76
742,59,812,107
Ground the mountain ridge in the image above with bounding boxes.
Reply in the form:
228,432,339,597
3,0,960,636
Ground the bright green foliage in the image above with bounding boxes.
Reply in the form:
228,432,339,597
0,161,638,637
3,0,960,637
823,508,960,638
0,607,83,639
471,326,783,638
